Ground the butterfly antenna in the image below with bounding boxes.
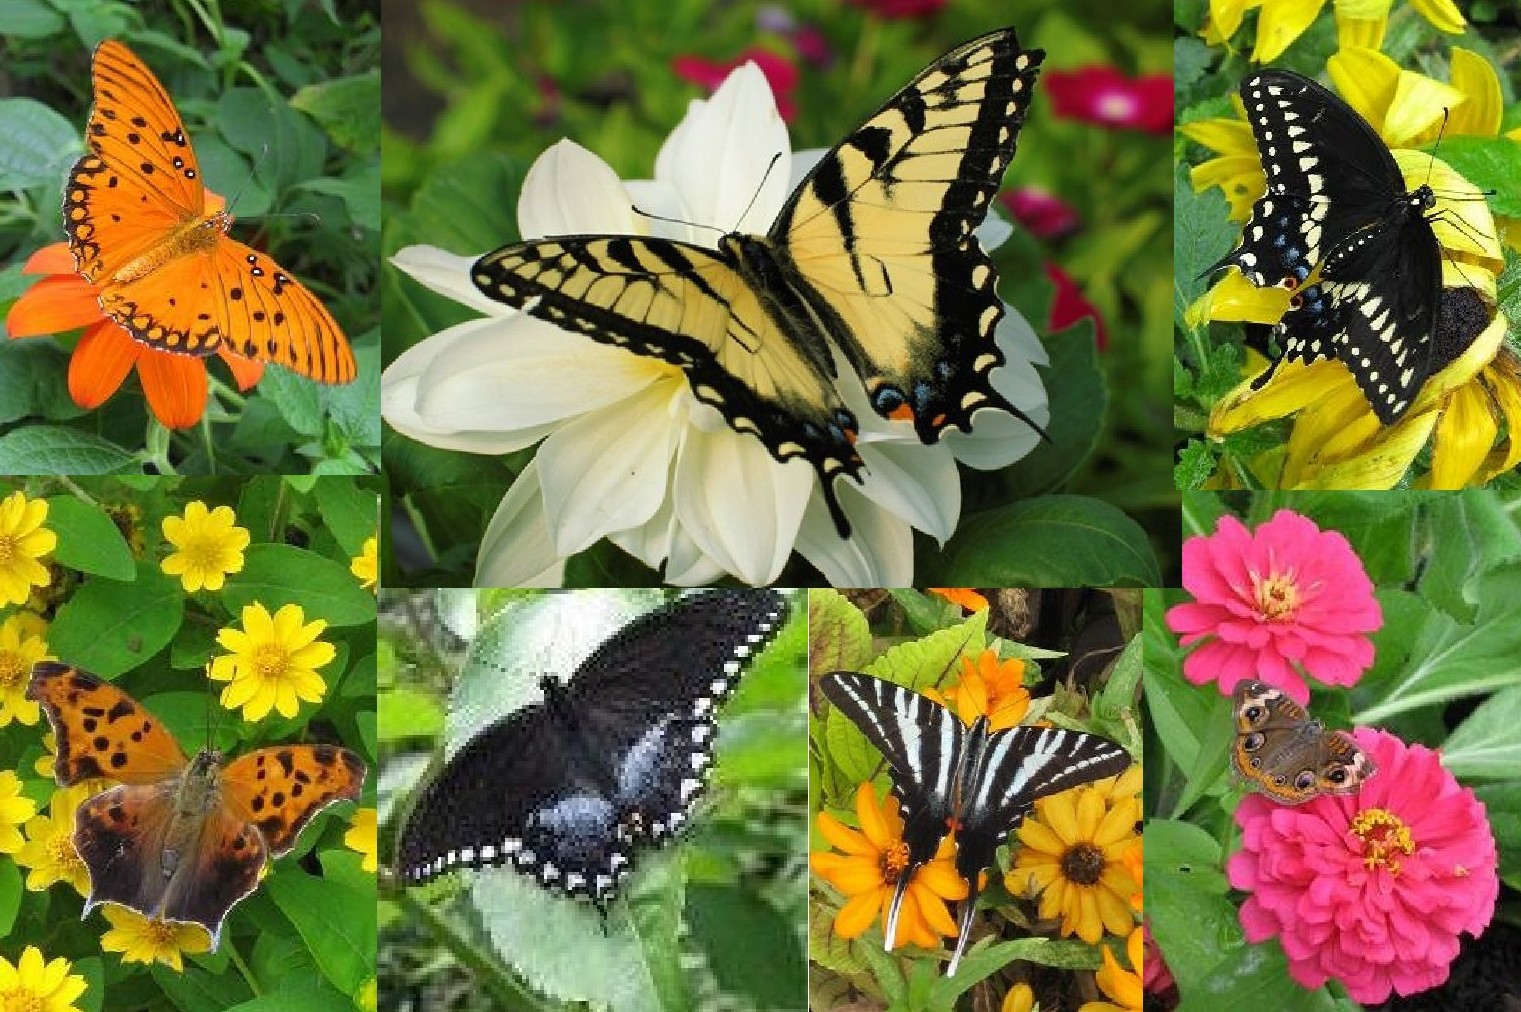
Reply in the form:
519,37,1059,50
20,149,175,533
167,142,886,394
629,205,726,240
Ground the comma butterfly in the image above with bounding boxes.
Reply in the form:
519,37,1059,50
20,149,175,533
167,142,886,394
1230,679,1375,805
64,40,357,384
28,661,365,947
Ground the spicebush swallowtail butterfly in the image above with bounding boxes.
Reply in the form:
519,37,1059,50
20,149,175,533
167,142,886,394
470,29,1047,539
1207,69,1447,424
398,589,789,906
820,670,1129,975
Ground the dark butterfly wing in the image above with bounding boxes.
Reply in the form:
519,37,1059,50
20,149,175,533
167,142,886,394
398,590,790,902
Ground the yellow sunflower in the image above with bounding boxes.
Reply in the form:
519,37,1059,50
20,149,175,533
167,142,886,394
160,501,250,593
1078,927,1145,1012
0,946,89,1012
1202,0,1464,64
0,491,56,607
345,807,378,873
810,783,966,952
0,610,52,726
0,769,37,854
351,536,378,593
926,649,1032,732
13,783,96,896
99,903,212,972
209,602,336,722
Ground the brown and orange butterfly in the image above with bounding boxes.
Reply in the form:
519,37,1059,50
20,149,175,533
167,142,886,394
28,661,366,947
63,40,356,384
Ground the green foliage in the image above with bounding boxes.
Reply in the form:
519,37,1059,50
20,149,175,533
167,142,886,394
0,475,378,1010
0,1,380,475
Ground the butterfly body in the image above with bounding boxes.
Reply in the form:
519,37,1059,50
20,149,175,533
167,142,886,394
29,662,365,947
1230,680,1375,805
472,30,1046,537
65,40,356,384
1209,70,1442,423
397,590,790,906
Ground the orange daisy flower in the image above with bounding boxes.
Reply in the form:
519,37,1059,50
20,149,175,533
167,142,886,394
811,783,966,951
928,649,1032,732
5,236,264,430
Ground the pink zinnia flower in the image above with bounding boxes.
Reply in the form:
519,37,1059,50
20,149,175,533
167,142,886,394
673,47,799,120
1045,262,1107,351
1044,67,1173,135
1165,510,1381,703
1000,186,1081,240
1228,729,1498,1004
844,0,947,19
1143,921,1176,1000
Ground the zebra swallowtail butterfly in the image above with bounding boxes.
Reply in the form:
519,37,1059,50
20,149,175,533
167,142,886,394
398,589,789,907
820,670,1130,975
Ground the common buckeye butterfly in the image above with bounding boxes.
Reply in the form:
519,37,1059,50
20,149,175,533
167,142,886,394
1230,679,1375,805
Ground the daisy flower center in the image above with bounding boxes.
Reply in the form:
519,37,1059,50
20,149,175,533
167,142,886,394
879,840,910,883
0,652,23,690
1059,841,1107,886
182,534,226,570
1,989,46,1012
1250,568,1300,621
253,643,290,680
145,919,179,947
49,831,81,867
0,536,14,565
1351,808,1416,875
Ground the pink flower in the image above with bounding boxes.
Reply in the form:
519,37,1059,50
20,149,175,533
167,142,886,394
844,0,947,18
1000,186,1081,240
1227,729,1497,1004
673,47,799,120
1143,921,1176,999
1044,67,1173,135
1045,262,1107,351
1165,510,1381,703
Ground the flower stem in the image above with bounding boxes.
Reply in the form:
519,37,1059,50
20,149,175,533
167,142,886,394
226,937,261,997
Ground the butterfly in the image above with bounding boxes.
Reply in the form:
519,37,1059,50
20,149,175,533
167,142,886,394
64,40,356,384
470,29,1046,538
27,661,366,947
820,670,1130,975
1230,679,1376,805
1207,69,1446,424
397,589,790,908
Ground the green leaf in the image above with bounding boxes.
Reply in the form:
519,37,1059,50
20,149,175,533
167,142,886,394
223,544,376,627
1174,941,1340,1012
378,686,442,741
45,496,136,580
301,164,382,231
312,479,379,556
1437,135,1521,217
47,563,184,676
0,427,137,474
0,0,64,37
264,869,375,994
1173,165,1239,332
806,590,872,676
290,70,381,154
926,496,1161,586
998,324,1105,492
687,884,806,1010
0,859,20,937
0,98,79,188
258,367,325,438
929,938,1099,1004
221,983,354,1012
1145,819,1243,998
1441,686,1521,779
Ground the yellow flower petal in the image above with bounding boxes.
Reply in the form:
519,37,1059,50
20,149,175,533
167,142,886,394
1447,49,1502,136
1253,0,1327,63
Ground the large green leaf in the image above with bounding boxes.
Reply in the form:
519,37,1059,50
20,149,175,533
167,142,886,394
48,563,184,676
223,544,376,627
45,495,135,580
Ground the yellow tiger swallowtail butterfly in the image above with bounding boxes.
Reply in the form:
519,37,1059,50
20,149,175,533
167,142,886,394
473,28,1046,538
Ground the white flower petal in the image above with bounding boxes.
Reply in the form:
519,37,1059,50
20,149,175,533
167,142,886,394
976,206,1013,253
796,482,914,586
519,139,644,239
475,458,566,587
622,180,691,242
945,309,1050,468
854,441,961,542
391,245,512,318
538,382,684,555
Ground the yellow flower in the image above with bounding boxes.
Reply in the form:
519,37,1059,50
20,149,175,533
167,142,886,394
351,536,377,593
1008,782,1141,944
99,903,212,972
926,650,1031,733
14,784,96,897
1202,0,1463,63
160,501,250,593
345,808,378,873
355,977,377,1012
1078,927,1144,1012
810,783,966,951
928,588,988,611
35,730,57,778
0,945,89,1012
1089,765,1143,802
0,491,56,607
1002,982,1035,1012
0,770,38,854
209,602,336,722
1120,841,1143,913
0,610,53,726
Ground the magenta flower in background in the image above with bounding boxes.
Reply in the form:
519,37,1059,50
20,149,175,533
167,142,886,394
844,0,947,19
1143,921,1176,1000
1045,66,1173,134
1165,509,1381,702
673,47,799,120
1001,185,1081,240
1227,728,1497,1004
1045,262,1107,351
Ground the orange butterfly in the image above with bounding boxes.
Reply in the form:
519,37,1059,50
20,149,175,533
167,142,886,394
28,661,365,947
64,40,356,384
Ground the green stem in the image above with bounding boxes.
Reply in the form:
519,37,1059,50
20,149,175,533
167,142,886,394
225,936,261,997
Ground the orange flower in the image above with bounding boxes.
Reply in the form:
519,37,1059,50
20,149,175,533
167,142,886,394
928,649,1032,732
810,783,966,951
928,588,989,612
5,239,264,429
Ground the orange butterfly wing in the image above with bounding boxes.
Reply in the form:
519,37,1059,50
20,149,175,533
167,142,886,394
29,661,188,784
222,743,366,857
64,39,356,384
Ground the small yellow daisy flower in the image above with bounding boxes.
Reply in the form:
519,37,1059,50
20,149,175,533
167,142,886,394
0,770,38,854
160,501,250,593
345,808,378,873
1078,927,1144,1012
1002,982,1035,1012
0,945,89,1012
1202,0,1464,64
351,536,378,593
209,602,336,722
0,610,53,727
99,903,212,972
35,730,57,778
0,491,57,607
14,783,96,897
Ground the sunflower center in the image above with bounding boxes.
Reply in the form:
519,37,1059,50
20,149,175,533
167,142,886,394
0,651,23,690
1351,808,1415,876
253,643,289,680
145,918,179,947
49,831,81,868
182,534,225,570
1250,567,1300,621
1,989,47,1012
0,535,15,565
1059,842,1107,886
879,840,910,884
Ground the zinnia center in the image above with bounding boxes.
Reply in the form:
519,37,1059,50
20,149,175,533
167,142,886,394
879,840,910,884
253,644,289,679
1059,842,1106,886
1250,569,1299,620
1351,808,1416,875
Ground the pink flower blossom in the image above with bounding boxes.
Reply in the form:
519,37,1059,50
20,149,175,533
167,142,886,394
844,0,947,19
1227,729,1497,1004
1001,186,1081,240
1044,67,1173,135
1045,262,1107,351
1143,921,1176,999
1166,510,1381,703
673,47,799,120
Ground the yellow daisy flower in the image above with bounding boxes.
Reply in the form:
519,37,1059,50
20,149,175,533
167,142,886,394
1008,782,1141,944
926,650,1032,733
351,536,378,593
35,730,57,778
14,784,96,896
160,501,250,593
345,807,378,873
99,903,212,972
209,602,337,722
1121,841,1143,913
0,491,57,607
0,610,53,726
1002,982,1035,1012
0,946,89,1012
1203,0,1464,64
0,770,38,854
1078,927,1145,1012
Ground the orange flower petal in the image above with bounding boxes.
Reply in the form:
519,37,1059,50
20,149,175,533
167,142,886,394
917,859,970,901
137,348,209,429
23,243,76,275
6,275,105,337
218,348,266,390
909,879,960,936
835,888,884,940
816,810,876,858
855,783,897,850
67,322,138,408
